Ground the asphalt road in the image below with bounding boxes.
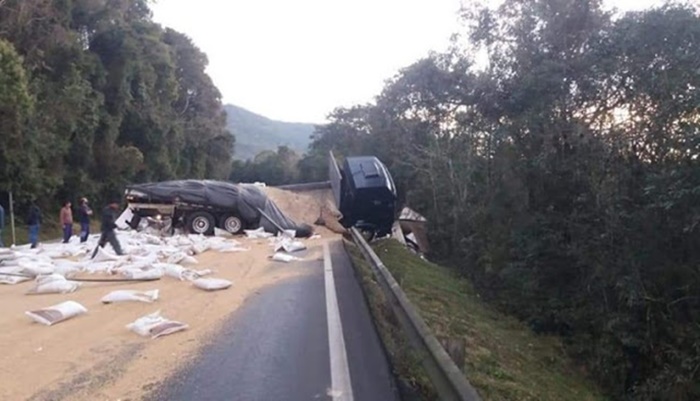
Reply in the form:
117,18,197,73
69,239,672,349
150,240,399,401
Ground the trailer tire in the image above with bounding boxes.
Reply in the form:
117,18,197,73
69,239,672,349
186,211,215,235
220,214,243,234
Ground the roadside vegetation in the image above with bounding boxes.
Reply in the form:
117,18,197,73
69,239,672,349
0,0,232,217
348,239,606,401
302,2,700,399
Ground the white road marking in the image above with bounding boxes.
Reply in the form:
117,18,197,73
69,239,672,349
323,242,355,401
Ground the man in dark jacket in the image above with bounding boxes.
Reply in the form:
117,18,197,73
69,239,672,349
91,200,124,258
26,201,42,249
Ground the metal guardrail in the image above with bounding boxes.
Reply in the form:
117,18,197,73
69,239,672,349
350,227,482,401
275,181,332,191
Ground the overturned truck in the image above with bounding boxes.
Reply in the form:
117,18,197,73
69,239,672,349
123,180,313,238
329,152,397,238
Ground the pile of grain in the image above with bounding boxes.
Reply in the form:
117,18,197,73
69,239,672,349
262,187,328,225
262,187,348,234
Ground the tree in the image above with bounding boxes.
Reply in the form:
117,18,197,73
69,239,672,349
0,38,37,196
304,1,700,399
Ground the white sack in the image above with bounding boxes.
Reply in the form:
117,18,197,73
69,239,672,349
214,227,233,238
180,255,198,265
189,242,209,255
244,227,273,239
191,278,232,291
28,275,80,294
121,268,163,280
271,252,302,263
91,247,120,262
0,275,31,284
102,289,159,304
25,301,87,326
153,263,187,280
126,311,189,339
273,239,306,253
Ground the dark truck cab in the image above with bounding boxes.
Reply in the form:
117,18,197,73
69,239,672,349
330,153,397,237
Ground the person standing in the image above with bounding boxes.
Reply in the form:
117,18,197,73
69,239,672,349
60,201,73,243
91,200,124,258
26,200,42,249
77,197,93,243
0,203,5,248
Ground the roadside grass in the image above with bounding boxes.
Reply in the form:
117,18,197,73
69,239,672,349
349,238,607,401
344,240,438,400
1,219,101,246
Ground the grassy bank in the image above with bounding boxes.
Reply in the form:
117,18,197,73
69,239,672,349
346,238,606,401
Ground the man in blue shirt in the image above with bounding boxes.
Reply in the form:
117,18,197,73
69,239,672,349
26,200,42,249
0,203,5,248
77,197,93,243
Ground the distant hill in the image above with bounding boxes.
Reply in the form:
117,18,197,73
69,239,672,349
224,104,315,160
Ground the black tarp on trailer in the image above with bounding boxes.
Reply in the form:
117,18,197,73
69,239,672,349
125,180,312,237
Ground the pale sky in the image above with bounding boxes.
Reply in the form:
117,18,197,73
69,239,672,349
151,0,666,123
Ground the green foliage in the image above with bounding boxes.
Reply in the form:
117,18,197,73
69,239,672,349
363,239,606,401
225,104,314,160
0,38,36,194
301,1,700,399
230,146,302,185
0,0,232,212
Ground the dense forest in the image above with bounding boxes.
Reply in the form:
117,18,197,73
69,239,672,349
225,104,313,160
295,1,700,399
0,0,232,213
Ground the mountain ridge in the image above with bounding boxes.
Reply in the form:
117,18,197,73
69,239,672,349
225,104,315,160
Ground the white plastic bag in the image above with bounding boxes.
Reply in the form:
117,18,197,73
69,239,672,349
189,242,209,255
155,263,187,280
244,227,273,239
121,268,163,280
166,252,187,265
191,278,232,291
27,275,80,294
17,260,54,277
126,311,189,339
0,275,31,284
91,247,120,262
273,239,307,253
214,227,233,238
219,246,249,253
53,260,83,276
271,252,302,263
181,255,198,265
101,289,159,304
25,301,87,326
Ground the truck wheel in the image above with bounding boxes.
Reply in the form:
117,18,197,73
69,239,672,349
187,211,215,235
220,215,243,234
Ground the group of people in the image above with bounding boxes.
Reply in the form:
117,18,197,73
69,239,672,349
59,198,124,257
0,197,124,257
59,198,93,244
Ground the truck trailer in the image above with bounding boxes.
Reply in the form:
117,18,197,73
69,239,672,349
123,180,312,237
